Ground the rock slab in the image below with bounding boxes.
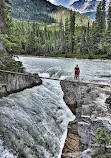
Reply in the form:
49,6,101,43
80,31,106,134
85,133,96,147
0,70,42,97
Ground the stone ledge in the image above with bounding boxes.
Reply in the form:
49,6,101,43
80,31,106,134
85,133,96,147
0,70,42,97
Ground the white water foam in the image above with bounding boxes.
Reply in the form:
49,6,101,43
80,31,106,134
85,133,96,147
0,139,17,158
0,79,74,158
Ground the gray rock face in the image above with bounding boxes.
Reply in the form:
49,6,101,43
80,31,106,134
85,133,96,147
60,80,79,114
69,0,110,20
70,0,100,13
61,79,111,157
106,96,111,106
0,70,42,97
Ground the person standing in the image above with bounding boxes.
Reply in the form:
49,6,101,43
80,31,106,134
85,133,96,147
74,64,80,79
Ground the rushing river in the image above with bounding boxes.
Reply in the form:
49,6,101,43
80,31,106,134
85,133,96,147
0,56,111,158
18,56,111,83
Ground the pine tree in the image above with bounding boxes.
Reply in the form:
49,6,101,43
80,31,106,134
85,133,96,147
101,0,106,31
53,28,57,55
92,0,106,54
105,2,111,55
65,18,69,57
0,0,11,33
96,0,106,36
86,21,91,54
91,21,100,54
43,24,50,55
80,27,87,54
70,10,75,54
59,18,64,54
107,2,111,31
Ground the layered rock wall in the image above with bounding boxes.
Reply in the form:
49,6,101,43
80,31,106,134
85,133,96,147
0,70,42,97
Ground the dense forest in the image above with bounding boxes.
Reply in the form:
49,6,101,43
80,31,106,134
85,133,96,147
1,0,111,59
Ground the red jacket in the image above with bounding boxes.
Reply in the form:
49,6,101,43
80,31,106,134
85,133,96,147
74,67,80,75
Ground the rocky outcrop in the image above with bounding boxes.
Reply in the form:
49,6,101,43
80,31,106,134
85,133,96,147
70,0,100,13
0,70,42,97
61,79,111,157
69,0,110,19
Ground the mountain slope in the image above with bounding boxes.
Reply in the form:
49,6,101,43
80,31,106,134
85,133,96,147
70,0,100,13
11,0,57,23
70,0,110,19
11,0,92,25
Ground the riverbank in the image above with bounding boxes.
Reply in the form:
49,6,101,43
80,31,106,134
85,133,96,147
60,79,111,158
15,53,111,60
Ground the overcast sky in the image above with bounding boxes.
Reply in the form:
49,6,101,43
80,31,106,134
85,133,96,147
47,0,76,8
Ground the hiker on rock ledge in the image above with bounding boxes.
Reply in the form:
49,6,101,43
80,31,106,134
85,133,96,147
74,64,80,80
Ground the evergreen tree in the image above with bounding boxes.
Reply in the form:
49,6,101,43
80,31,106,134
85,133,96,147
53,28,57,55
0,0,11,33
59,18,64,54
70,11,75,54
101,0,106,31
107,2,111,31
86,21,92,55
96,0,106,36
43,24,49,55
65,18,69,56
104,2,111,55
92,0,106,54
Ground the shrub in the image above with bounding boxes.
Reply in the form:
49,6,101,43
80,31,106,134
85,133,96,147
95,128,110,146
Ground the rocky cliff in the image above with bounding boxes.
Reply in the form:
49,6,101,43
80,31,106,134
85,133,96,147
60,79,111,158
0,70,42,97
70,0,100,13
70,0,110,19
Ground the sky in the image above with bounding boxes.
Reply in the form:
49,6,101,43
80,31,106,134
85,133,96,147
47,0,76,8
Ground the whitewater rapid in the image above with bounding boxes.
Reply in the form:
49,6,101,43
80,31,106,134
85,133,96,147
0,79,74,158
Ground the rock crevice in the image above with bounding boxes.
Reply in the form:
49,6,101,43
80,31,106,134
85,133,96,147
60,79,111,158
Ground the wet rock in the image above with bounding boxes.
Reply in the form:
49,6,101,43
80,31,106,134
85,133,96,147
82,104,96,116
80,149,92,158
0,71,42,97
105,96,111,106
60,80,78,114
61,79,111,157
78,117,111,148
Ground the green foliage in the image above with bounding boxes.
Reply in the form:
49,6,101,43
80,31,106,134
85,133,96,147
107,2,111,30
95,128,110,146
0,84,6,88
0,54,25,72
91,128,111,158
91,147,102,157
